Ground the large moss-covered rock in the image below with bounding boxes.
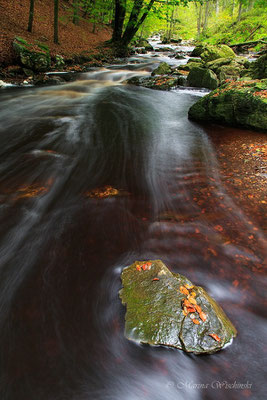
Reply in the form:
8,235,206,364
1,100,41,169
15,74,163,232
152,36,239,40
13,37,51,72
152,62,172,75
206,57,250,73
188,79,267,132
192,44,236,62
177,61,203,72
250,54,267,79
187,66,218,89
119,260,237,354
127,75,181,90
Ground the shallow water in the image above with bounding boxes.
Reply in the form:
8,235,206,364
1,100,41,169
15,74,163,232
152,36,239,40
0,46,266,400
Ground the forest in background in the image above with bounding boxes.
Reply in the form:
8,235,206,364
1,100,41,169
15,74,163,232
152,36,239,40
0,0,266,67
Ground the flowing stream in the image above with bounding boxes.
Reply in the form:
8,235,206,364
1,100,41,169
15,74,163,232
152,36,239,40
0,40,266,400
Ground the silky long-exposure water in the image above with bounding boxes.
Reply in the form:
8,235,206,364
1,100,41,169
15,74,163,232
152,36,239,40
0,45,266,400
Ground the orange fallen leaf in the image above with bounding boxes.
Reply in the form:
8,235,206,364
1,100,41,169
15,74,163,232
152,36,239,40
152,278,159,281
188,296,197,305
209,333,221,342
199,312,207,322
193,319,200,325
180,286,189,295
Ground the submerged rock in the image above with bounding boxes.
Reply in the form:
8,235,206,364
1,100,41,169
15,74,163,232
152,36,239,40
119,260,237,354
188,79,267,132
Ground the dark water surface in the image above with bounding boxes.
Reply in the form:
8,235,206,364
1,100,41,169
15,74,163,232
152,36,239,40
0,51,266,400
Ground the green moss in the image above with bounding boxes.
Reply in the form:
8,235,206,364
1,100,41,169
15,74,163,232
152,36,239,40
188,79,267,132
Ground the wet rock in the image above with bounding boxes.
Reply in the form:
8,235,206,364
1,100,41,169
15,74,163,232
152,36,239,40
127,75,180,90
119,260,237,354
249,54,267,79
174,54,186,60
217,64,243,83
33,74,66,86
188,79,267,132
191,44,236,62
206,57,250,73
151,62,172,75
177,61,203,72
135,38,153,51
187,67,218,90
13,37,51,72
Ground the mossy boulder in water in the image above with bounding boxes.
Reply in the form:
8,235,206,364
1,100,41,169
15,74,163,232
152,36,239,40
119,260,236,354
250,54,267,79
187,67,218,90
188,79,267,132
191,44,236,62
151,62,172,76
127,75,181,90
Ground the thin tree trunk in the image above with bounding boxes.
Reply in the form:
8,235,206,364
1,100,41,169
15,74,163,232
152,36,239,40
202,0,210,33
215,0,219,16
27,0,35,32
231,0,235,17
237,1,243,22
54,0,59,44
73,0,79,25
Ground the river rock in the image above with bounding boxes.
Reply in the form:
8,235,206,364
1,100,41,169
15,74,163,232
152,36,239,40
206,57,249,72
127,75,181,90
249,54,267,79
177,61,203,72
187,66,218,90
191,44,236,62
188,79,267,132
119,260,237,354
13,37,51,72
152,62,172,75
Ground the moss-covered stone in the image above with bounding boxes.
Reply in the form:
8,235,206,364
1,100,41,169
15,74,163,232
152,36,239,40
13,37,51,72
188,79,267,132
177,61,203,72
135,38,153,51
151,62,172,75
127,75,181,90
119,260,237,354
187,66,219,90
192,44,236,62
250,54,267,79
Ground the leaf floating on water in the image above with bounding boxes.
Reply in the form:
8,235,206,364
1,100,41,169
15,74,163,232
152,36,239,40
84,185,129,199
193,319,200,325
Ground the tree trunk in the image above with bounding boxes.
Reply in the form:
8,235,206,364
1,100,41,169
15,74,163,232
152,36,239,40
54,0,59,44
237,1,243,22
195,1,202,38
112,0,127,42
215,0,219,16
121,0,155,46
73,0,79,25
27,0,35,33
202,0,210,33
